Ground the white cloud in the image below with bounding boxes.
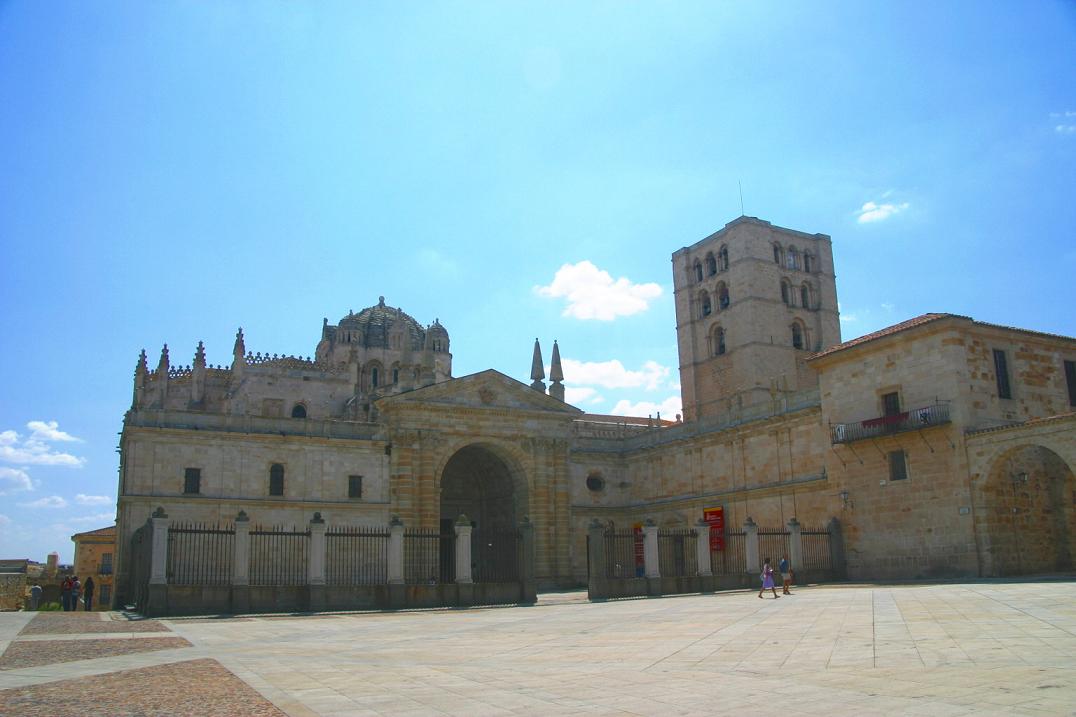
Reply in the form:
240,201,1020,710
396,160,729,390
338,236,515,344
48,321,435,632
69,512,116,526
856,200,910,224
75,494,113,506
610,395,684,420
1052,111,1076,134
19,495,68,509
0,513,10,528
561,358,670,391
0,467,33,495
27,420,81,443
880,302,895,313
535,261,662,320
0,421,86,467
416,248,460,277
564,386,604,405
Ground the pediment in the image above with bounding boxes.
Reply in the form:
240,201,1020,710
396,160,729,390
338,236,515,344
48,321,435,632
376,369,582,415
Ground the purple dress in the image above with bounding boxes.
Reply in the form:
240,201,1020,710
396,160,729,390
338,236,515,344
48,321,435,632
761,565,775,589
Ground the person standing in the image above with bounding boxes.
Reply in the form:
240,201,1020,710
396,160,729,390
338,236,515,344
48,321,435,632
71,576,81,611
61,576,72,611
758,558,779,599
779,555,793,595
29,584,42,611
83,577,95,611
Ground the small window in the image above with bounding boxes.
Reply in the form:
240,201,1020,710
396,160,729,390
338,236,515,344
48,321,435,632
586,472,605,492
1065,360,1076,407
371,367,379,388
718,246,729,271
780,281,790,305
791,323,804,350
882,391,901,416
993,349,1012,399
100,584,111,604
705,253,717,276
800,284,810,309
269,463,285,496
291,404,307,419
773,244,782,264
715,327,726,356
718,285,729,309
392,368,399,384
700,292,712,317
803,254,813,273
694,261,703,282
101,553,113,573
786,247,799,270
348,475,363,499
183,467,201,495
889,450,908,481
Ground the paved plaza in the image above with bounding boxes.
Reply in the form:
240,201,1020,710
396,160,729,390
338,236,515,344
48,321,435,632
1,581,1075,716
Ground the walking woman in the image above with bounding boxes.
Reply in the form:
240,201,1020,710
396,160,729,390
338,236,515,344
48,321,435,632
758,558,779,599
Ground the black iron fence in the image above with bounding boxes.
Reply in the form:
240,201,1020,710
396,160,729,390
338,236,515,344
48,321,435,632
325,525,389,586
603,529,642,578
711,530,746,576
128,522,152,609
758,528,791,569
166,522,234,586
830,402,951,444
249,525,309,586
800,527,832,570
658,528,698,577
404,527,444,585
471,528,520,583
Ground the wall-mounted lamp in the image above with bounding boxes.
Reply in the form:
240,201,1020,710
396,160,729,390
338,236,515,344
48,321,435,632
838,490,851,509
1011,472,1028,483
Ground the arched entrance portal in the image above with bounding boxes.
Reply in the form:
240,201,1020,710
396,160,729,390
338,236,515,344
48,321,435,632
439,444,525,583
980,445,1075,576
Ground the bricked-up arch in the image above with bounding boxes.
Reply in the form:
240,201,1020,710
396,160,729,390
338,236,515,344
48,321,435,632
978,444,1074,576
439,443,528,533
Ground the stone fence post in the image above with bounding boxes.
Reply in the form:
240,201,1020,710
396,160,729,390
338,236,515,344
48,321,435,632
147,507,169,616
519,516,536,604
307,512,326,612
787,517,802,583
744,517,759,577
695,519,712,577
232,510,250,614
643,519,660,579
586,519,607,600
387,516,404,585
454,515,473,584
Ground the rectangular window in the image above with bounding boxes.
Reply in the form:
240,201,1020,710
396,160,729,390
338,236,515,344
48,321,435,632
348,475,363,499
882,392,901,416
101,553,113,572
100,584,111,604
889,450,908,481
269,464,284,496
993,349,1012,399
1065,360,1076,407
183,467,201,494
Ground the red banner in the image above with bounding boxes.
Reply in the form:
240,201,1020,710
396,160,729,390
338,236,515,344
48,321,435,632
703,507,725,551
632,523,645,576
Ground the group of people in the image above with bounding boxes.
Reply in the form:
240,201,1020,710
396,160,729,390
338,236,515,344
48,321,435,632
758,555,793,599
59,575,95,611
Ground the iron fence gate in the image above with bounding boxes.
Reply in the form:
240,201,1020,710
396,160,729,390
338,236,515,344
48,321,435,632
166,522,234,586
799,527,832,570
404,527,445,585
658,528,698,577
249,526,309,586
758,529,791,570
471,528,520,583
711,530,746,576
603,529,642,578
128,522,152,610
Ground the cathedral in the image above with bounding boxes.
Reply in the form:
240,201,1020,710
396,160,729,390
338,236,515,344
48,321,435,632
115,217,1076,598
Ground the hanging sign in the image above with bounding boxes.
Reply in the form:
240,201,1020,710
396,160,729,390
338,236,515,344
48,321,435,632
703,506,725,551
632,522,645,577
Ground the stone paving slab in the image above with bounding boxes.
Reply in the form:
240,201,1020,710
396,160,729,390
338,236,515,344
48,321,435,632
0,636,192,670
17,612,170,635
1,582,1075,715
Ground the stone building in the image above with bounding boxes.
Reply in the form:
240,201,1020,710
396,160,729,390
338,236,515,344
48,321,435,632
114,216,1075,604
71,525,116,610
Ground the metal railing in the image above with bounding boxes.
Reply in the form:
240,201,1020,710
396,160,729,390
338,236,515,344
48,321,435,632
471,528,520,583
325,525,389,586
249,525,309,586
166,521,234,586
604,529,643,578
711,531,746,576
658,528,698,577
404,528,445,585
830,402,951,444
758,529,791,570
799,528,832,570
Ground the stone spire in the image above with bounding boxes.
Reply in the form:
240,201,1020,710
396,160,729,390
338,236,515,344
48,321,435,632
191,341,206,405
530,338,546,393
133,349,148,408
548,340,564,402
193,341,206,368
157,344,170,374
156,344,170,407
419,329,436,388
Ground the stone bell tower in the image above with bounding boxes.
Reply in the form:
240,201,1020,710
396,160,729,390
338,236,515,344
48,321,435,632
672,217,841,421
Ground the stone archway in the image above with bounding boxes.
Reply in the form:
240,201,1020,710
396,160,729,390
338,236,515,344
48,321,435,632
979,445,1075,576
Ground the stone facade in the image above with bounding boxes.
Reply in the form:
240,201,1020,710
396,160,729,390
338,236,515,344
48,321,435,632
114,218,1076,605
71,525,116,610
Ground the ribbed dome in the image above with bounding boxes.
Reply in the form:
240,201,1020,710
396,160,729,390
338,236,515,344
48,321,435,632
338,297,425,349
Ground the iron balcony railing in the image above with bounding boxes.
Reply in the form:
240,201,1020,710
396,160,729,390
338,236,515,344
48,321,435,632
830,402,950,444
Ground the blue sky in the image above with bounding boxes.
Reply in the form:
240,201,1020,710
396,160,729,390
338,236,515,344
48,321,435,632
1,2,1074,561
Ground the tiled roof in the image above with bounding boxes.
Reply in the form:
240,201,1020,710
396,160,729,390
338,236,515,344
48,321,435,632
72,525,116,539
809,313,959,361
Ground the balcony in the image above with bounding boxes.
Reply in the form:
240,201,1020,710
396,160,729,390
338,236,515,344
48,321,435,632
830,402,951,444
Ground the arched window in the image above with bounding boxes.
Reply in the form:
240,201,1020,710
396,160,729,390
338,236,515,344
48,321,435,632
699,290,712,318
800,283,811,309
780,280,791,305
269,463,284,496
392,368,399,384
791,323,804,350
773,243,782,264
290,404,307,419
694,260,703,283
715,327,726,355
705,253,717,276
803,253,813,273
371,368,379,387
718,284,730,310
787,247,800,271
718,245,729,271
